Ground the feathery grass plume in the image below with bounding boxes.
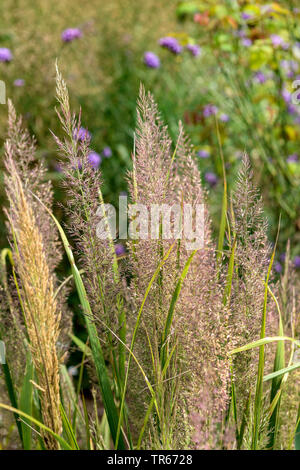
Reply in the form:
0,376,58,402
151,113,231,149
3,142,62,449
1,101,71,361
126,87,230,449
1,102,70,449
53,66,124,372
229,154,277,442
172,127,231,449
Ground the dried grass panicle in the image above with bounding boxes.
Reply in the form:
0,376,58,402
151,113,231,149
3,106,63,449
127,87,231,449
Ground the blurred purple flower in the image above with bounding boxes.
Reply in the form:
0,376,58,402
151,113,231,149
186,44,201,57
241,12,252,20
115,243,126,257
74,127,91,142
274,262,282,273
294,256,300,268
254,71,267,84
282,88,291,103
241,38,252,47
197,149,210,158
204,172,218,186
280,253,286,263
144,51,160,68
159,37,182,54
61,28,82,42
13,78,25,87
203,104,218,117
102,146,112,158
270,34,289,49
220,113,229,122
287,153,298,163
88,151,102,169
0,48,12,62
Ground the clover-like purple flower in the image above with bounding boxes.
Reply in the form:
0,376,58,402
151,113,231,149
270,34,289,49
186,44,201,57
203,104,218,118
204,172,218,186
102,146,112,158
14,78,25,87
220,113,229,122
294,255,300,268
241,38,252,47
159,37,182,54
274,262,282,273
287,153,298,163
61,28,82,43
197,149,210,159
144,52,160,68
0,48,12,62
74,127,91,142
115,243,126,257
88,151,102,169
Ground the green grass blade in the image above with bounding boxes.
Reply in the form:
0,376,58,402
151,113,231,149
0,403,72,450
263,362,300,382
229,336,298,355
60,403,80,450
19,353,34,449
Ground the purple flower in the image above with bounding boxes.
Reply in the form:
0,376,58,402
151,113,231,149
241,38,252,47
287,104,297,115
186,44,201,57
115,243,126,257
294,255,300,268
144,51,160,68
282,88,291,103
204,172,218,186
287,153,298,163
13,78,25,87
102,146,112,158
0,48,13,62
203,104,218,118
88,151,102,169
159,37,182,54
280,253,286,263
254,71,267,84
270,34,289,49
274,262,282,273
61,28,82,42
241,12,252,20
197,149,210,158
74,127,91,142
219,113,229,122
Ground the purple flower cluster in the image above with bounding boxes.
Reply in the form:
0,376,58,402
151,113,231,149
14,78,25,87
144,51,160,68
186,44,201,57
241,38,252,47
197,149,210,159
270,34,289,49
204,172,218,186
61,28,82,43
159,37,182,54
0,48,12,62
102,146,112,158
203,104,218,117
88,151,102,169
287,153,298,163
115,243,126,257
74,127,91,142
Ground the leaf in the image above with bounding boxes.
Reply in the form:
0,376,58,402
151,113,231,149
19,353,34,450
